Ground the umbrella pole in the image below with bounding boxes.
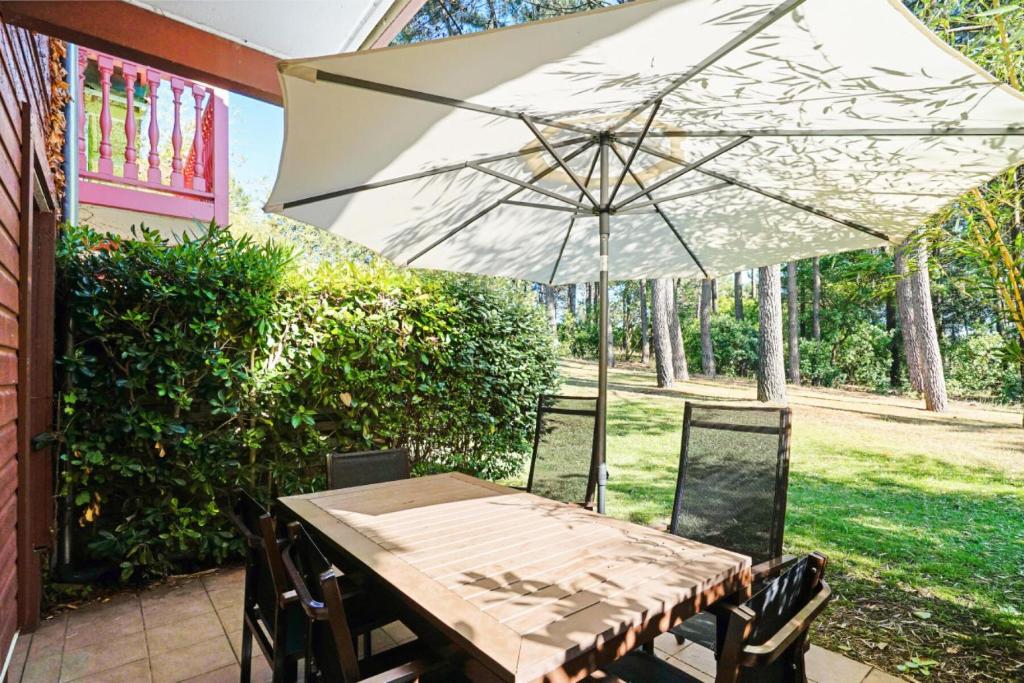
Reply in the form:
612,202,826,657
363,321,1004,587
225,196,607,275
596,134,610,514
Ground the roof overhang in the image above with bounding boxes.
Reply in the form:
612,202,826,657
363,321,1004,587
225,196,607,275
0,0,429,104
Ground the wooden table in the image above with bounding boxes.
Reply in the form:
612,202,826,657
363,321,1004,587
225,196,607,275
279,472,750,683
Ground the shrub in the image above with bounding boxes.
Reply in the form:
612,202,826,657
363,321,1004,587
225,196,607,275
682,313,758,377
945,333,1021,402
57,224,558,581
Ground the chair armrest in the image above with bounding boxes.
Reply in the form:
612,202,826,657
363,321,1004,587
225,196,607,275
740,580,832,668
750,555,797,583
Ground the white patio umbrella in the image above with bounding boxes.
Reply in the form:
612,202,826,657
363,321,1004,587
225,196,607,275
266,0,1024,496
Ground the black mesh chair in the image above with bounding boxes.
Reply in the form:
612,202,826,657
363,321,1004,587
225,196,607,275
326,448,411,490
601,553,830,683
281,523,454,682
663,402,793,652
227,490,305,683
525,395,599,508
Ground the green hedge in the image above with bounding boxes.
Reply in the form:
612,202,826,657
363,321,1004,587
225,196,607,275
57,225,558,581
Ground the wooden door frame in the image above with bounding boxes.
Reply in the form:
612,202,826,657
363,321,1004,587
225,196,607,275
16,102,57,630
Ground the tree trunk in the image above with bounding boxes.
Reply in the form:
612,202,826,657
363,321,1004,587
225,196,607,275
606,295,615,368
886,293,901,389
812,257,821,341
711,278,718,314
758,264,787,403
910,240,948,412
894,242,924,392
640,279,650,365
669,280,689,380
787,261,801,385
650,278,675,387
544,285,557,337
568,284,576,320
700,279,715,377
733,271,744,320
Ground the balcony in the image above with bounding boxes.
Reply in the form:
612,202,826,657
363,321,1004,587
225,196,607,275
75,49,228,236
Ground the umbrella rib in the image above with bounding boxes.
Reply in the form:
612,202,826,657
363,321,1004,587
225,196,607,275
550,145,602,285
621,126,1024,138
617,181,731,211
612,136,750,210
468,162,591,210
404,141,595,265
315,71,596,136
609,142,709,278
699,167,893,241
609,99,661,206
637,141,892,241
276,136,591,210
503,199,581,213
611,0,808,131
521,115,599,208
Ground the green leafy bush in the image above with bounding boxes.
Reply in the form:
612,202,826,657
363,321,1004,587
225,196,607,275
945,333,1022,402
57,225,557,581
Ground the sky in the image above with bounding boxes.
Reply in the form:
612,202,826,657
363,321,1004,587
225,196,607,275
228,93,285,206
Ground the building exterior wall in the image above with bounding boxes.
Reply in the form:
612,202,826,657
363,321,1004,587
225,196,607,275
0,13,58,667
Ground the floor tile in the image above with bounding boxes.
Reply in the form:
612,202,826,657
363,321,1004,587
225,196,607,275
146,611,226,656
674,643,717,677
226,629,261,662
862,668,910,683
806,645,872,683
66,658,152,683
59,631,147,682
651,631,687,657
214,606,242,634
142,590,215,631
29,616,68,654
64,598,144,652
20,652,62,683
200,568,244,594
178,664,240,683
8,632,33,682
204,586,242,613
150,635,236,683
380,621,416,645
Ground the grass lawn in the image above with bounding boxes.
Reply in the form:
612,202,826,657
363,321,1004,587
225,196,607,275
554,358,1023,682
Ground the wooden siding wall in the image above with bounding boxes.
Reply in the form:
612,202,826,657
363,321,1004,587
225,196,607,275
0,12,51,659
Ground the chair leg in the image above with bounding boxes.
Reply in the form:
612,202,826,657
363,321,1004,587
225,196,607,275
641,641,655,654
240,621,253,683
363,631,372,659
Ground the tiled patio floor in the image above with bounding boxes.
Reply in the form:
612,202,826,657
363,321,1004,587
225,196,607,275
7,566,906,683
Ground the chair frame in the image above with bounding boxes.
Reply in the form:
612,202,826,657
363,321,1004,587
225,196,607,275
526,394,600,507
227,491,301,683
325,448,411,490
715,552,831,682
668,401,793,561
280,523,442,683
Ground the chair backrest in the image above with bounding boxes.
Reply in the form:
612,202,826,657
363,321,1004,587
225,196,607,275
669,402,792,564
325,448,411,490
283,523,362,682
526,394,599,507
719,553,831,683
227,490,290,633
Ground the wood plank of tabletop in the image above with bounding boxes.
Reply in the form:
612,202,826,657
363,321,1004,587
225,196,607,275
279,472,751,683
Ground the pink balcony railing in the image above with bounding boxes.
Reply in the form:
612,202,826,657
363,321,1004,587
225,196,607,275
77,49,228,227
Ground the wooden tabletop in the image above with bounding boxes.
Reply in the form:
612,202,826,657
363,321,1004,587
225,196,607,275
279,472,751,683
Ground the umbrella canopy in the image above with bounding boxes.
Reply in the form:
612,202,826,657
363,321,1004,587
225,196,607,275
266,0,1024,496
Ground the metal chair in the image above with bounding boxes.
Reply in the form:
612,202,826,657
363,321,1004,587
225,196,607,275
601,553,831,683
227,490,305,683
525,394,600,508
326,448,411,490
663,402,793,652
281,522,454,682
